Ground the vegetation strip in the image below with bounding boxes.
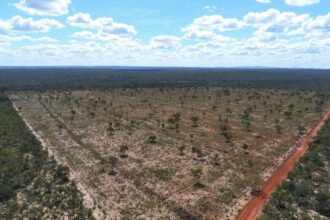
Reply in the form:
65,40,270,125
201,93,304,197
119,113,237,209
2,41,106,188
237,108,330,220
0,93,94,219
260,118,330,219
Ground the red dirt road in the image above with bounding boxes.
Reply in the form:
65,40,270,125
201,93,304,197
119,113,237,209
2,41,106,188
237,109,330,220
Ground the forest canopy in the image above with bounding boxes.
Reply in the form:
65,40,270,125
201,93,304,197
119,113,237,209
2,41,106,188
0,68,330,92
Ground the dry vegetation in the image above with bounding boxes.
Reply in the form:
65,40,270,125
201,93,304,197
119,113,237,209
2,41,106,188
8,87,329,219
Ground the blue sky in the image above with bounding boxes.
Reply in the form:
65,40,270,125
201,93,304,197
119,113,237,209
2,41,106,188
0,0,329,67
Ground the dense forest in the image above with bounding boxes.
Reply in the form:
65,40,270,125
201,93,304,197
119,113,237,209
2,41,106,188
260,119,330,220
1,68,330,92
0,93,94,219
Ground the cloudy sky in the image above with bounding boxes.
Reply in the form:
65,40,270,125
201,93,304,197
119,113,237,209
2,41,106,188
0,0,329,67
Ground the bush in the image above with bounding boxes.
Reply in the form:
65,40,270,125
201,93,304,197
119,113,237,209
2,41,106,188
0,184,14,202
55,165,69,184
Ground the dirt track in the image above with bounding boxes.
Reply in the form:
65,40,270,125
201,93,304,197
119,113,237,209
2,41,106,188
237,108,330,220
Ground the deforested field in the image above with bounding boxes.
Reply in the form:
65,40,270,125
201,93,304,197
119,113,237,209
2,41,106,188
9,87,330,219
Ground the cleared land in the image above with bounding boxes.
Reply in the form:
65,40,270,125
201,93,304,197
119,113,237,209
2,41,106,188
9,87,329,219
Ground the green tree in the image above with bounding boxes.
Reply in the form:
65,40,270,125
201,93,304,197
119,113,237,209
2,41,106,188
211,153,220,166
191,168,203,186
147,135,157,144
179,145,185,156
190,116,199,128
226,108,232,120
220,124,232,143
297,125,306,135
119,145,128,158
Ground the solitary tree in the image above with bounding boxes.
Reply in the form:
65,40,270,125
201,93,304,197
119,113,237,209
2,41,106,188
284,111,292,119
297,125,306,135
109,156,118,168
70,109,76,121
220,124,232,143
119,145,128,158
192,145,203,157
211,153,220,166
190,116,199,128
288,103,295,110
108,156,118,176
191,168,203,186
240,109,252,131
173,113,181,122
226,108,232,120
175,123,180,133
276,124,282,134
223,131,232,143
179,145,185,156
147,135,157,144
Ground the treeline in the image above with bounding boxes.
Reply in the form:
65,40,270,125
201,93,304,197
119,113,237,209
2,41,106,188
0,93,94,219
260,119,330,219
0,68,330,92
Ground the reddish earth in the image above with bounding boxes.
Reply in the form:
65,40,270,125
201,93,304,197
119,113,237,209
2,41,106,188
237,108,330,220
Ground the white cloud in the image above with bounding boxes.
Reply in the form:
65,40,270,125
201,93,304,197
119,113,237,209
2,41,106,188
244,9,329,40
67,13,137,36
64,41,103,54
2,7,330,68
205,5,218,10
71,32,144,53
38,36,58,42
105,40,145,52
302,13,330,37
149,35,181,49
66,13,95,28
14,0,71,16
0,20,11,35
244,9,280,26
0,35,57,42
72,31,128,41
72,31,97,40
183,29,233,42
253,30,278,42
183,41,225,54
244,9,310,40
19,44,63,56
100,23,136,35
256,0,271,3
183,15,243,32
285,0,320,6
10,16,64,32
183,30,214,40
204,5,218,12
0,16,64,34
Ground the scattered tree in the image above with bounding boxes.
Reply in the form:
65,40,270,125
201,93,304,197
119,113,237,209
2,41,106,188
191,168,203,186
179,145,185,156
147,135,157,144
190,116,199,128
119,145,128,158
